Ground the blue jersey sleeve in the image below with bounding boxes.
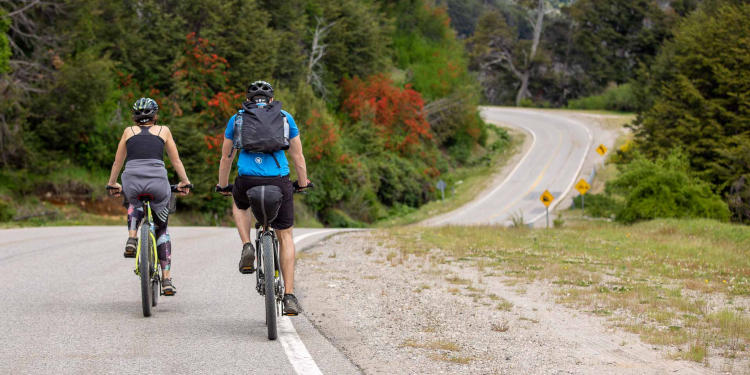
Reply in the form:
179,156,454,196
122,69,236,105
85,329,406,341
224,114,236,139
282,110,299,139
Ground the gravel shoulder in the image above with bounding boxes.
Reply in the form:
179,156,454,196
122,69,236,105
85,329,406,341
296,232,718,375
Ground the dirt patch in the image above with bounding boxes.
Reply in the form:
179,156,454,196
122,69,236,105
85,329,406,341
297,232,724,374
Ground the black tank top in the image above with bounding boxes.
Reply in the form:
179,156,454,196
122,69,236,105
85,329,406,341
126,126,165,162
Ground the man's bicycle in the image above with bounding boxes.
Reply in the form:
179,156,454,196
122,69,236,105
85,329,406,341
217,181,312,340
108,183,192,317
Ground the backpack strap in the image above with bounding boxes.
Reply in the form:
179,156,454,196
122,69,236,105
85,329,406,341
269,153,281,168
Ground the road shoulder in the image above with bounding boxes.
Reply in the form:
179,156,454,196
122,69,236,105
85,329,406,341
296,231,713,374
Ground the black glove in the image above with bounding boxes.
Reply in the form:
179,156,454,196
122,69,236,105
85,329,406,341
215,184,233,194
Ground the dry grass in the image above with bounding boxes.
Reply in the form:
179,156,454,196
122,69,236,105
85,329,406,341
496,298,514,311
382,218,750,363
492,320,510,332
402,339,461,352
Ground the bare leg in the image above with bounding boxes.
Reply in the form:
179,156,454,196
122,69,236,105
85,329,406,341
232,201,253,244
128,230,137,237
276,227,295,294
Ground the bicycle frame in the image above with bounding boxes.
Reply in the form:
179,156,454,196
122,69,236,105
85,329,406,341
134,201,159,278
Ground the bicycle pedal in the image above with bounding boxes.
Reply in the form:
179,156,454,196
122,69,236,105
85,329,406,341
283,312,299,317
240,267,256,274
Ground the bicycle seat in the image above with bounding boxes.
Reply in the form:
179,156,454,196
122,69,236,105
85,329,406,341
247,185,283,227
137,193,155,202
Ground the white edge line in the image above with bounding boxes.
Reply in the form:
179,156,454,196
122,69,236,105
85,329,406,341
432,109,538,225
526,114,593,224
277,229,341,375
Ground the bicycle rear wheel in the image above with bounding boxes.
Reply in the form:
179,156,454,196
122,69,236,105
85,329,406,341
262,234,277,340
140,222,153,317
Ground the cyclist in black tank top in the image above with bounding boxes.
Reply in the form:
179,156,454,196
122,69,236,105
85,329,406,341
125,126,165,162
107,98,192,296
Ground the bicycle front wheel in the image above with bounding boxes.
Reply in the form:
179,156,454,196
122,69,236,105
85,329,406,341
140,222,153,317
262,234,277,340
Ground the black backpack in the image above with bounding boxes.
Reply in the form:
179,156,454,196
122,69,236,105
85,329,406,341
231,100,290,154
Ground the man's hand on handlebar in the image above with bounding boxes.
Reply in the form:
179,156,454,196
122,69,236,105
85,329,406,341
106,183,122,197
293,180,314,193
215,184,233,196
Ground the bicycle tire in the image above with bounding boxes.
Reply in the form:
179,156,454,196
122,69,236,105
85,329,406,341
262,234,277,340
140,222,153,317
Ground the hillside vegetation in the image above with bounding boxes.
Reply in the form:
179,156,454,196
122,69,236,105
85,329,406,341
0,0,502,225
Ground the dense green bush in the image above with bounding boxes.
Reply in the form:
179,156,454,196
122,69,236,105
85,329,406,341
572,193,620,218
0,198,14,222
567,83,636,112
606,151,729,223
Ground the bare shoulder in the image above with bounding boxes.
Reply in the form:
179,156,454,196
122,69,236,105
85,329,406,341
122,126,136,141
159,125,173,142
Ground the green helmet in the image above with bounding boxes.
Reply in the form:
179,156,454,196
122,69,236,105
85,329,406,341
132,97,159,124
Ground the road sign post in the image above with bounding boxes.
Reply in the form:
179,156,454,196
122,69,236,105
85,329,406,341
436,180,446,201
539,190,555,228
575,178,591,213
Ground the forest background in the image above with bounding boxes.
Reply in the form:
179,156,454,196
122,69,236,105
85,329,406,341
0,0,748,226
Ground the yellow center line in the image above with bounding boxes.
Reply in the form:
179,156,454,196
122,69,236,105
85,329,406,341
485,127,563,221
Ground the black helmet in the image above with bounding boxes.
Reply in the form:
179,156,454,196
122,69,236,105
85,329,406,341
132,97,159,124
246,80,274,103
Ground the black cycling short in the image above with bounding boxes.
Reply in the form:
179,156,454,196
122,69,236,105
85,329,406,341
232,175,294,230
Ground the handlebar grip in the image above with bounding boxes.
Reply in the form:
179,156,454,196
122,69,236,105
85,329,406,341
106,185,119,190
215,184,233,193
171,184,194,192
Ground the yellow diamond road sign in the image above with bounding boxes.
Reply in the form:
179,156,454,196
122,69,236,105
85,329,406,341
596,144,608,156
575,179,591,195
540,190,554,207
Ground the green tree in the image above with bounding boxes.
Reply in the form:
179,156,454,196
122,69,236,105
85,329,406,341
568,0,671,90
632,2,750,191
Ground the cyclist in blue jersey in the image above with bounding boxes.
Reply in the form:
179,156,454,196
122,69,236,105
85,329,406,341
216,81,309,316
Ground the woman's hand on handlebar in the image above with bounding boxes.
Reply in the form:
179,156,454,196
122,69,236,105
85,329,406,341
176,181,192,195
106,183,122,197
215,184,233,196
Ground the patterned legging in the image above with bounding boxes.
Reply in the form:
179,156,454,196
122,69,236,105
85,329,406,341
127,204,172,271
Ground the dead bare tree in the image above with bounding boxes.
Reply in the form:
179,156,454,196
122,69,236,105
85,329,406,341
473,0,546,106
306,16,335,96
515,0,545,106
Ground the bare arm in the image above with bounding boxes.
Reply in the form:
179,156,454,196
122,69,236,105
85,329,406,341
107,130,129,187
288,136,309,187
218,138,235,187
164,128,190,188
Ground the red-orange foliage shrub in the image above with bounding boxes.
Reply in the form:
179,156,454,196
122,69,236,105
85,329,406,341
341,74,432,153
304,109,340,161
173,32,239,124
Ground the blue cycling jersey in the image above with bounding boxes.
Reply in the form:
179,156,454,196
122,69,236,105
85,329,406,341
224,104,299,177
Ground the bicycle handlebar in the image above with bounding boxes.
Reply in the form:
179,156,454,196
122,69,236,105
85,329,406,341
293,181,314,194
171,184,193,193
214,181,314,195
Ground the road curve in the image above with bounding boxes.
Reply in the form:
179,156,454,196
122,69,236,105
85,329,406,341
0,226,360,374
430,107,596,226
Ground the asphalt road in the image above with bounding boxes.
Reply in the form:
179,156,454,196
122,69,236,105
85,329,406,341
430,107,595,226
0,226,359,374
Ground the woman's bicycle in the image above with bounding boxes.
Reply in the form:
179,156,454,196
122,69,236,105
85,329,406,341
108,183,192,317
217,181,312,340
